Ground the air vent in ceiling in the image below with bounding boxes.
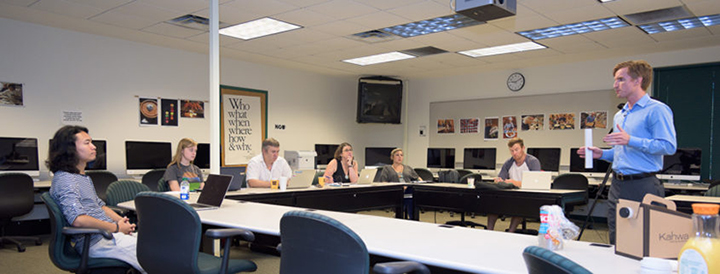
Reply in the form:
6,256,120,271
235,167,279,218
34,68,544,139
400,46,448,57
348,30,401,43
166,14,229,31
623,6,692,25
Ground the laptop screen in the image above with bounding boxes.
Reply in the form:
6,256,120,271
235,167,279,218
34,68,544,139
196,174,232,206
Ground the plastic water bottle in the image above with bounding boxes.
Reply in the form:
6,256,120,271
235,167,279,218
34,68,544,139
180,178,190,201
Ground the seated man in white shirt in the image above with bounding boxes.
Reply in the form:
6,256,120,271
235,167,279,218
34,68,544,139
246,138,293,188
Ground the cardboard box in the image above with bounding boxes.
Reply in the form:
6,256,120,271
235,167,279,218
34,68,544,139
615,194,692,260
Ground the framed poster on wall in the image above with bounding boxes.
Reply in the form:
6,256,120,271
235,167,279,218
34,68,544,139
220,85,267,167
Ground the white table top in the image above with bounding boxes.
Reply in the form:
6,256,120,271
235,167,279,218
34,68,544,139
118,192,640,273
419,182,584,194
666,195,720,203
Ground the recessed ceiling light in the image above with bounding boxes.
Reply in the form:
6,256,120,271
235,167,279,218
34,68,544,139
517,17,629,40
638,14,720,34
219,17,301,40
598,0,618,3
458,42,546,58
380,14,485,38
343,52,416,66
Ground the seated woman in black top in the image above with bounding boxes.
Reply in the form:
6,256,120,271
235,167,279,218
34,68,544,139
323,142,358,184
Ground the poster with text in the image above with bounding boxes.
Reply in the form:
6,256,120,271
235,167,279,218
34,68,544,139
181,100,204,118
1,82,23,106
502,116,517,139
549,113,575,130
521,114,544,131
221,86,267,167
580,111,607,129
161,98,178,126
484,117,499,140
460,118,479,133
139,97,158,126
437,119,455,134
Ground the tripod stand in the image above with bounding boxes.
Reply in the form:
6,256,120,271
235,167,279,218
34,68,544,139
577,165,613,240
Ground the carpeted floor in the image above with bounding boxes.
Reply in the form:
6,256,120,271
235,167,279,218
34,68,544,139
0,209,609,273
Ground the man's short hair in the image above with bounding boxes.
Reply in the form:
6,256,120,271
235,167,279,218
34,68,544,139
507,137,524,148
262,138,280,150
613,60,653,91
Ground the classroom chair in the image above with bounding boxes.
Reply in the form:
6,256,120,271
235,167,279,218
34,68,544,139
135,192,257,274
0,173,42,252
278,210,430,274
445,173,487,228
85,170,118,202
522,246,591,274
41,192,135,274
141,168,165,191
413,168,434,182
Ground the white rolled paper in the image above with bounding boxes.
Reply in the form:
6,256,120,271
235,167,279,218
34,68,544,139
584,128,593,169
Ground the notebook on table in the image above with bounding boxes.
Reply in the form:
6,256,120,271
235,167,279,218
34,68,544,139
189,174,232,211
288,170,315,189
521,171,553,190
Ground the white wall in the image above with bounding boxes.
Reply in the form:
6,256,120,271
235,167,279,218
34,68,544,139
0,17,405,179
404,46,720,169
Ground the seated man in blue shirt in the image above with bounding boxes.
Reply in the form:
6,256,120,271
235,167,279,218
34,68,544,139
488,137,541,232
579,60,677,245
48,125,145,273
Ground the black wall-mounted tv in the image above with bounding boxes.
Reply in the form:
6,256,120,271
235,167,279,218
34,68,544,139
356,76,402,124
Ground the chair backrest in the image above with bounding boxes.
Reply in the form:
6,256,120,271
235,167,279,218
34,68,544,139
522,246,592,274
414,168,434,182
551,173,589,202
141,169,165,191
279,210,370,274
456,169,474,179
0,173,35,219
135,192,203,274
157,178,169,192
705,184,720,197
41,192,83,271
459,173,483,185
312,170,323,185
105,180,151,207
85,170,118,202
438,169,461,183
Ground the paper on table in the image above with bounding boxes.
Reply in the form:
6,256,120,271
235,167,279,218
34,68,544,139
585,128,593,169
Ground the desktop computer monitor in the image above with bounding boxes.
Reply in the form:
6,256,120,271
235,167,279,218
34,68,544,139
87,140,107,170
195,143,210,174
0,137,39,177
462,148,496,171
569,147,611,178
125,141,172,175
526,148,561,172
365,147,395,168
315,144,339,167
427,148,455,169
658,148,701,181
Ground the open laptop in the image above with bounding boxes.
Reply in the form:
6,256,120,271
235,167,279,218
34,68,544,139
189,174,233,211
357,168,378,185
521,171,553,190
288,170,315,189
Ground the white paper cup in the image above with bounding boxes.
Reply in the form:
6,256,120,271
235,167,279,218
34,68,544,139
467,177,475,187
279,177,288,191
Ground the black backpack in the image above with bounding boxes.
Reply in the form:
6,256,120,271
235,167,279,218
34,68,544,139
438,170,460,183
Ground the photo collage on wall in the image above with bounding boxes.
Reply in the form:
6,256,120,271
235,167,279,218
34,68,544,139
0,81,23,107
138,97,206,127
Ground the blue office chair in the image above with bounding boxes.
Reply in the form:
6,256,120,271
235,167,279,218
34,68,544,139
279,210,430,274
41,192,135,274
522,246,591,274
134,192,257,274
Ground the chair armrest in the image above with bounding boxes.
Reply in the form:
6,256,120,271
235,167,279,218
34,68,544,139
62,227,114,240
276,243,282,253
106,205,129,216
205,228,255,242
373,261,430,274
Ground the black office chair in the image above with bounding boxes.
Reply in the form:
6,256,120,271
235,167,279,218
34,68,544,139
413,168,434,182
85,170,118,202
445,174,486,229
141,168,165,191
522,246,591,274
551,173,589,212
135,192,257,274
456,169,474,180
41,192,135,274
0,173,42,252
278,210,430,274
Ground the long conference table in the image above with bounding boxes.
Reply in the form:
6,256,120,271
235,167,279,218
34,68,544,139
118,183,641,273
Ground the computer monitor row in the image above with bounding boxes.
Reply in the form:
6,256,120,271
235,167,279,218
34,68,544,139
425,147,702,180
0,137,211,175
315,144,397,167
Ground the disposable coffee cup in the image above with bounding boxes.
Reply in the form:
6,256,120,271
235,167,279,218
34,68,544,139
318,177,326,187
270,179,279,189
279,177,288,191
467,177,475,187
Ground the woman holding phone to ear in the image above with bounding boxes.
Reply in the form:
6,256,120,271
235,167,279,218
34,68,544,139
323,142,359,184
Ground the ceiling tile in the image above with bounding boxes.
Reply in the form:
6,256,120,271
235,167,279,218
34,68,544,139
685,0,720,16
109,1,184,22
543,4,617,25
141,22,205,38
601,0,684,16
386,1,453,21
222,0,297,17
650,27,712,42
539,35,607,54
276,0,331,9
582,26,657,48
90,10,158,29
519,0,600,15
274,7,336,27
195,5,257,25
708,25,720,35
311,20,368,36
30,0,104,19
344,10,409,29
358,0,426,11
491,14,559,32
136,0,208,14
66,0,133,10
0,0,39,7
372,38,427,52
307,0,378,20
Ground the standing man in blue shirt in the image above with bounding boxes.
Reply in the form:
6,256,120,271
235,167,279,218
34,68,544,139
579,60,676,244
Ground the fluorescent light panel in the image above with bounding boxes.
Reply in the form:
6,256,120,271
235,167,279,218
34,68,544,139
343,52,416,66
598,0,618,2
517,17,629,40
219,17,301,40
381,14,484,38
458,42,546,58
638,14,720,34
